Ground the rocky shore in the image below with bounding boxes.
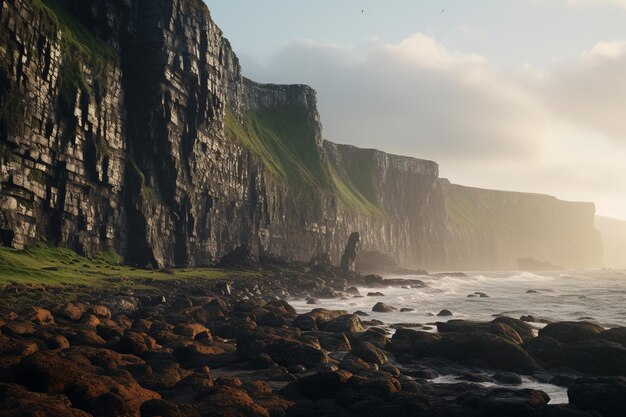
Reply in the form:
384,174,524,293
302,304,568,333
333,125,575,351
1,259,625,417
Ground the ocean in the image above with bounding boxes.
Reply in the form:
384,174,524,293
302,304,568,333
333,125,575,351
290,269,626,404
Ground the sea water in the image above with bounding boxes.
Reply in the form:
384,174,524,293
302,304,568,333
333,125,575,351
290,269,626,404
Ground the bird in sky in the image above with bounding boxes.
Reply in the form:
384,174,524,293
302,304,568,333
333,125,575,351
362,9,364,14
441,9,445,13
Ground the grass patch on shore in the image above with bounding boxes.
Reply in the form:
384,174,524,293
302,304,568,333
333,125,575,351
0,245,256,288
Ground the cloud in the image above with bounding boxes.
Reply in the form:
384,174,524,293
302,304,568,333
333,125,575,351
532,40,626,143
567,0,626,9
241,34,626,219
254,35,548,161
532,0,626,9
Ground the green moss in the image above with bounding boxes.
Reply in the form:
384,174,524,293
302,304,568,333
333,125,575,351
130,159,157,203
27,169,47,185
0,142,15,164
0,245,256,287
0,89,26,137
226,107,330,188
226,108,384,216
327,149,382,217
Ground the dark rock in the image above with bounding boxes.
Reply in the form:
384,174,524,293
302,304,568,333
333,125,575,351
319,315,364,334
351,342,388,365
437,309,453,317
372,302,396,313
400,308,415,312
367,292,385,297
345,287,360,296
218,244,257,267
340,232,360,273
493,372,523,385
308,252,333,269
598,327,626,347
478,388,550,417
568,377,626,417
539,322,604,344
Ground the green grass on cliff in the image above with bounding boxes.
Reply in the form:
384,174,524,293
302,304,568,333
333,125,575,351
226,108,382,216
225,107,330,188
444,186,535,235
328,149,382,217
0,245,254,288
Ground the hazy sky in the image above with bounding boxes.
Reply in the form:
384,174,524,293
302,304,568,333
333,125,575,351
207,0,626,221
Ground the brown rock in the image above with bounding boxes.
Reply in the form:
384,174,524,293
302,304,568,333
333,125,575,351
26,307,55,325
55,302,87,322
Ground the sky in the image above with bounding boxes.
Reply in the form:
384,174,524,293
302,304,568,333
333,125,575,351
207,0,626,221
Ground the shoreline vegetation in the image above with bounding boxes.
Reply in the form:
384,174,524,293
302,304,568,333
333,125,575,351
1,248,625,417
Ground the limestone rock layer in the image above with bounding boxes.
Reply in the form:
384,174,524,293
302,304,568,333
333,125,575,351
0,0,603,269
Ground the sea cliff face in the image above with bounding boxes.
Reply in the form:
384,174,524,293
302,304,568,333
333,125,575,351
0,0,603,269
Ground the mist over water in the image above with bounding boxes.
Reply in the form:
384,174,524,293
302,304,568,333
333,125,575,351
292,270,626,329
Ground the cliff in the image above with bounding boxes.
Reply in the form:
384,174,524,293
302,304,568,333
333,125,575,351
0,0,603,270
595,216,626,269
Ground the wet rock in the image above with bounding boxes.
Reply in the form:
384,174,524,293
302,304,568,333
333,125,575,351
400,308,415,312
437,319,526,345
568,377,626,417
340,232,360,273
345,287,361,296
372,302,396,313
367,292,385,297
535,405,602,417
351,342,388,365
319,315,364,334
292,370,352,401
293,309,348,331
318,332,351,352
493,372,523,385
353,311,369,317
478,388,550,417
564,339,626,375
598,327,626,347
437,309,453,317
539,322,604,344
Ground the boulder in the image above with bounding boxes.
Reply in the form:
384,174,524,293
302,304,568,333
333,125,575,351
26,307,55,325
478,389,550,417
55,302,87,322
539,322,604,344
218,244,257,267
351,341,388,365
372,302,396,313
319,315,364,334
598,327,626,347
568,377,626,417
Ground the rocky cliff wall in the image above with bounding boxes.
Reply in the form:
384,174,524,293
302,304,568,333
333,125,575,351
0,0,604,270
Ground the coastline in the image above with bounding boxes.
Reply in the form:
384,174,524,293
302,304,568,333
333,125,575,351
1,259,625,417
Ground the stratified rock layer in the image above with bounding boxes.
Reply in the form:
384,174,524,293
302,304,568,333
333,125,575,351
0,0,603,269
